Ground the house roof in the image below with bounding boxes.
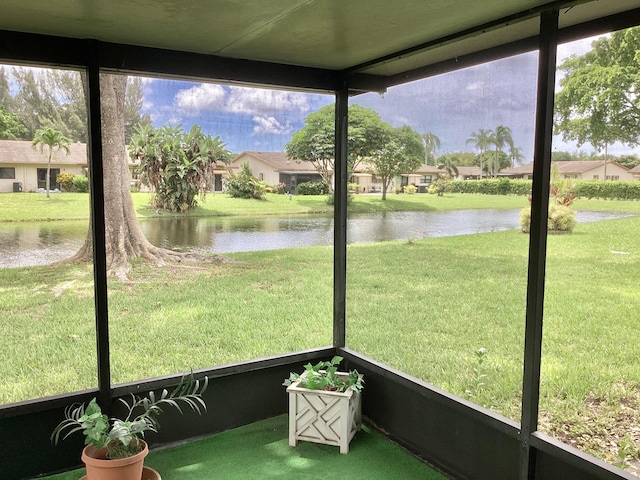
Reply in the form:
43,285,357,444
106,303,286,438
0,140,88,166
499,160,630,176
456,166,483,177
231,151,319,174
628,164,640,173
1,1,639,94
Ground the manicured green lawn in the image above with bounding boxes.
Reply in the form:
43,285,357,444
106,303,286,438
1,192,639,465
3,191,640,222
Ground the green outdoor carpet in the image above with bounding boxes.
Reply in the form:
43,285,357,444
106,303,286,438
43,415,447,479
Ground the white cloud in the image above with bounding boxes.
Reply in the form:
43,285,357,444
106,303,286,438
465,81,482,91
252,115,292,135
174,83,226,114
227,87,310,115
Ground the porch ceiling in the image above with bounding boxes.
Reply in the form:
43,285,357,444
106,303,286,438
1,0,640,91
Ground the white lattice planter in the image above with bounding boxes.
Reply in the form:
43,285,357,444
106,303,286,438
286,371,363,454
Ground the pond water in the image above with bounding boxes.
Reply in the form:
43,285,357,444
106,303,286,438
0,209,632,268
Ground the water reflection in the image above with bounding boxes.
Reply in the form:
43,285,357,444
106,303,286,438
0,210,631,268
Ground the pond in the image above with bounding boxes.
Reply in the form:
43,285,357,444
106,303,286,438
0,209,632,268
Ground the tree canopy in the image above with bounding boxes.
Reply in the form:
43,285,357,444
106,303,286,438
368,124,425,200
0,106,28,140
555,26,640,152
2,68,150,143
285,104,389,190
130,123,232,212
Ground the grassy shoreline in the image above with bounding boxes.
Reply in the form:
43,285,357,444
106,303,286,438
3,191,640,223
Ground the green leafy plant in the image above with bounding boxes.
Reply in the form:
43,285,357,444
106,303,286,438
614,436,634,470
283,356,364,393
56,172,75,192
519,203,577,233
296,181,330,196
51,373,208,459
224,162,267,199
72,175,89,193
465,347,488,403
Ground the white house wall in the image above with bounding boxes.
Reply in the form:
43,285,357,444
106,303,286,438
0,163,85,193
232,155,280,186
570,163,634,181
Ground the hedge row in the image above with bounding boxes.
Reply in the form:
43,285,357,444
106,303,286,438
445,178,640,200
574,180,640,200
447,179,532,196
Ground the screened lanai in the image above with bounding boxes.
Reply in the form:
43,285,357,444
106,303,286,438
1,1,640,479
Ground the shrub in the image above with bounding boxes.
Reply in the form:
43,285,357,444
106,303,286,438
548,204,577,232
72,175,89,193
296,181,330,195
224,162,266,199
271,182,287,194
348,182,360,192
519,203,576,233
56,172,75,192
403,184,417,194
428,179,449,196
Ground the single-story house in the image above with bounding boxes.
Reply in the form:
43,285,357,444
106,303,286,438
397,164,442,192
0,139,88,192
629,164,640,179
499,160,635,181
0,139,232,193
229,151,324,193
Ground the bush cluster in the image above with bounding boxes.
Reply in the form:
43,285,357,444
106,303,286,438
519,203,577,233
296,181,330,195
72,176,89,193
56,173,89,193
56,173,75,192
265,182,287,194
403,184,417,194
225,173,266,199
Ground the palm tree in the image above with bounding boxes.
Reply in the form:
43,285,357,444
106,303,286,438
491,125,514,177
32,126,71,198
509,144,525,167
466,129,492,178
422,131,440,165
437,156,459,179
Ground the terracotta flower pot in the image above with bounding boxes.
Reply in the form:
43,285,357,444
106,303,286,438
81,440,149,480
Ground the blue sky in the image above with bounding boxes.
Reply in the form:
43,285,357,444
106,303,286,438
135,34,636,163
6,35,634,162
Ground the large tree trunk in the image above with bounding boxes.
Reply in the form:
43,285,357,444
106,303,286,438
63,74,227,280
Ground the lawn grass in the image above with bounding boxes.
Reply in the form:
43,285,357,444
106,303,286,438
1,193,639,466
3,191,640,223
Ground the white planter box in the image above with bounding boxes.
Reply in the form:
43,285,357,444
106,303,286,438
286,371,363,454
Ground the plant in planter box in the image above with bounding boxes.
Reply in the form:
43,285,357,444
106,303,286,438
51,372,208,480
283,356,364,453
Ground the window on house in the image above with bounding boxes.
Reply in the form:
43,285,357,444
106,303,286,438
420,175,432,184
593,175,599,179
606,175,619,180
258,172,264,181
0,167,15,179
